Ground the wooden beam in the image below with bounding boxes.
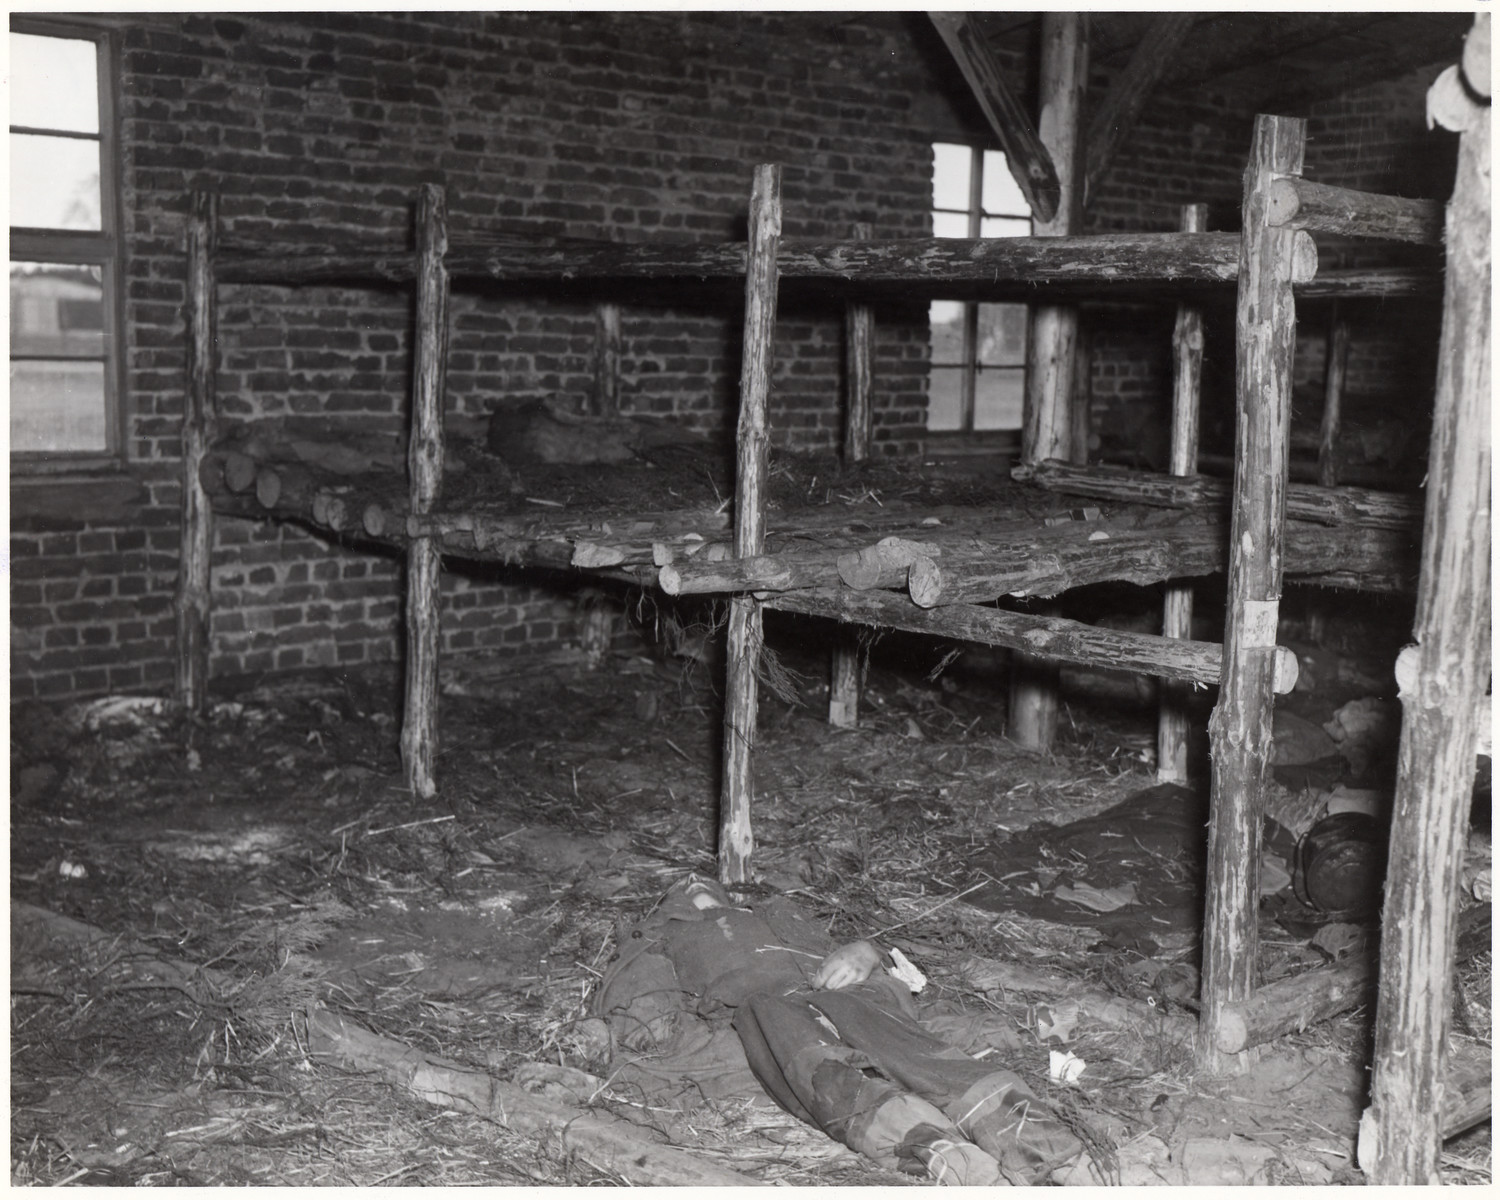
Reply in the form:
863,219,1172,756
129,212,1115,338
399,184,450,801
719,165,781,885
1085,14,1197,207
1159,203,1207,785
590,302,621,416
176,191,217,714
1318,306,1350,488
832,222,874,730
1363,28,1492,1181
1012,12,1088,753
1199,114,1306,1076
927,11,1062,224
1267,178,1445,246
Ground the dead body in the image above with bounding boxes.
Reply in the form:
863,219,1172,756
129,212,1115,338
595,875,1090,1185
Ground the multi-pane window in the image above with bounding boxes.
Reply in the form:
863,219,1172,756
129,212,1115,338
9,21,121,463
928,143,1032,433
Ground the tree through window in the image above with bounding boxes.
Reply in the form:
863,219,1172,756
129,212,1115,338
928,143,1032,434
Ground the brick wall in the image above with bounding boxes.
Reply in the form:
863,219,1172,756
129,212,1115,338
9,13,1459,699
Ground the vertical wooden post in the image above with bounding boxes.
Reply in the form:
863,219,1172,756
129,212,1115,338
1199,115,1305,1074
176,191,218,714
719,164,781,884
1010,12,1087,751
1068,322,1092,467
1362,34,1491,1181
1157,203,1207,784
591,302,622,416
830,222,873,730
399,184,450,800
1317,304,1349,488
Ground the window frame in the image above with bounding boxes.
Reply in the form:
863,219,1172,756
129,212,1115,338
928,143,1032,445
9,15,127,474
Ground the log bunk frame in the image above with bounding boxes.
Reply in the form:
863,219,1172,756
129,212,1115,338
176,40,1486,1173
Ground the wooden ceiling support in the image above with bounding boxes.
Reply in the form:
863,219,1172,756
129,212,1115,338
1085,13,1196,207
928,11,1061,223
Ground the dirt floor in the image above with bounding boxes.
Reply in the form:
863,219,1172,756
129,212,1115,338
9,600,1492,1186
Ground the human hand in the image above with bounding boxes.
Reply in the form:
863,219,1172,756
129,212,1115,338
812,940,881,989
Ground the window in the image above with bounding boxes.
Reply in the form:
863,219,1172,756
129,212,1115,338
928,143,1032,433
9,20,122,466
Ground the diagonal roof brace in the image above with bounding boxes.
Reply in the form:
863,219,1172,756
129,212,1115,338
928,12,1061,224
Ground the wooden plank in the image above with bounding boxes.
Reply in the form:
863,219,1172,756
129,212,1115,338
927,11,1061,223
1267,177,1445,245
1200,115,1306,1076
1011,12,1088,753
399,184,451,801
1363,35,1492,1182
719,165,780,885
175,191,218,714
1085,14,1197,206
1159,203,1208,785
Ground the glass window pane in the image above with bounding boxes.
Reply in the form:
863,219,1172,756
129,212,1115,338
928,365,964,431
929,300,966,365
980,215,1032,239
10,359,108,452
10,133,101,230
933,211,969,239
10,33,99,133
975,366,1025,431
932,142,972,211
12,263,105,357
976,303,1028,366
982,150,1029,216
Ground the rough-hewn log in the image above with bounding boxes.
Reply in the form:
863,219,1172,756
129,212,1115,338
1011,13,1090,755
1200,114,1306,1077
399,184,450,801
766,587,1299,695
1365,36,1492,1182
1160,203,1207,785
720,166,780,886
831,222,875,730
1294,267,1440,299
927,12,1061,224
659,552,835,596
1085,14,1197,207
176,191,218,715
1216,958,1372,1055
1016,460,1420,530
1267,177,1444,246
1318,308,1351,488
591,302,621,416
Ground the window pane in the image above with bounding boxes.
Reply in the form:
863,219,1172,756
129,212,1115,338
10,33,99,133
975,366,1025,431
10,133,101,230
10,360,108,452
929,300,966,365
933,211,969,239
12,263,105,357
928,365,964,431
932,142,972,210
980,215,1032,239
981,150,1029,216
976,303,1028,366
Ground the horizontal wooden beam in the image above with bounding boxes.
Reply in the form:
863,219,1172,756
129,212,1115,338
766,587,1300,694
1267,177,1445,245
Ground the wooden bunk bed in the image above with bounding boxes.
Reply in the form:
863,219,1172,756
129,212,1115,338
174,94,1483,1174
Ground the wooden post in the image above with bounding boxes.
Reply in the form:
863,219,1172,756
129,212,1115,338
1158,203,1207,785
1009,12,1087,751
1362,26,1491,1180
719,165,781,884
1199,116,1306,1074
830,223,873,730
176,192,218,714
591,302,621,416
1317,304,1349,488
399,185,450,800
